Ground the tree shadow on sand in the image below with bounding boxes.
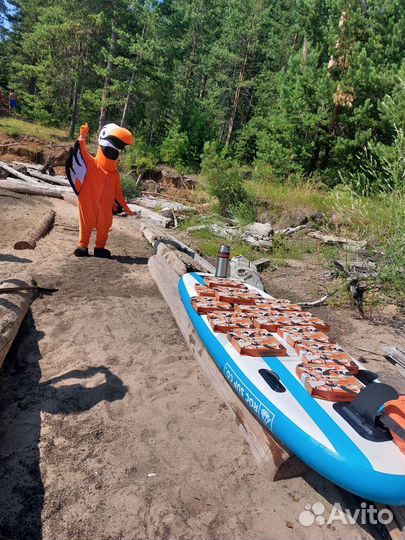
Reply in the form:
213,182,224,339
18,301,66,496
0,312,127,540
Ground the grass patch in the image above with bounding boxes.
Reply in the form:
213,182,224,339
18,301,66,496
0,117,68,142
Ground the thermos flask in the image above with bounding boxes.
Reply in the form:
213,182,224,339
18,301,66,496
215,245,230,277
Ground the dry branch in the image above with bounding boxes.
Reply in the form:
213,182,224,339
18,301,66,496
14,209,56,250
298,289,337,308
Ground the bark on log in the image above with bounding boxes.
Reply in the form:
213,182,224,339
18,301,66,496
0,276,33,369
148,255,307,478
155,243,187,276
383,347,405,370
14,209,56,250
0,178,64,199
26,169,70,187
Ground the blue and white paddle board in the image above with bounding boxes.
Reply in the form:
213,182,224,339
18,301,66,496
179,272,405,505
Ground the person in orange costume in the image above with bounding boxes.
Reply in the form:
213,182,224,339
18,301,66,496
66,122,134,258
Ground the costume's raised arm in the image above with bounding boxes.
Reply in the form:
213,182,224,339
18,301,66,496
114,176,133,215
65,123,92,195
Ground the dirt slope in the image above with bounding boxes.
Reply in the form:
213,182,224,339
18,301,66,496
0,193,393,540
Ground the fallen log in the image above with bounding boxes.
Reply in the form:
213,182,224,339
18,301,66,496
383,347,405,370
12,161,43,171
275,224,309,236
209,222,273,250
128,203,171,227
140,219,215,274
148,254,307,478
14,209,56,250
253,258,271,271
308,231,367,251
175,250,210,273
230,255,264,290
26,168,70,187
133,195,194,213
0,275,33,369
0,178,64,199
0,161,44,184
0,285,58,294
155,242,187,276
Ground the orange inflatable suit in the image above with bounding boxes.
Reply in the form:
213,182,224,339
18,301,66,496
66,123,134,258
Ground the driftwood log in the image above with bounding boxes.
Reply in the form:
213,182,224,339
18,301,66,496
0,178,64,199
308,231,367,252
140,219,215,274
383,347,405,370
148,254,307,477
14,209,56,250
0,161,43,183
12,161,43,171
0,276,33,369
26,168,70,187
230,255,265,290
133,195,194,213
155,242,187,276
128,203,171,227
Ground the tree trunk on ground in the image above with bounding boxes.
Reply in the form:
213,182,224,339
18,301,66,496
0,178,64,198
225,46,249,147
14,210,56,250
26,169,69,186
0,275,33,368
99,27,117,132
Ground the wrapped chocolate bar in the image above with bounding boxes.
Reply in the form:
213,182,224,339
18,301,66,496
253,314,293,332
215,289,264,305
205,277,247,289
207,312,254,333
228,328,287,357
191,296,233,315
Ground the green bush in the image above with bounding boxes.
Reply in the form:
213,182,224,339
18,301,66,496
120,176,141,201
200,141,256,219
160,123,189,169
123,135,158,176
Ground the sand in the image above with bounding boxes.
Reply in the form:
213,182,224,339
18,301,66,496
0,192,399,539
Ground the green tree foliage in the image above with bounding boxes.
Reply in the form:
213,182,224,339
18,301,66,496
200,142,255,219
0,0,403,188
